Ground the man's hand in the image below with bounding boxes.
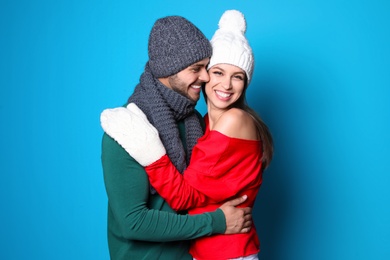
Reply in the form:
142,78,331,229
219,195,252,234
100,103,166,166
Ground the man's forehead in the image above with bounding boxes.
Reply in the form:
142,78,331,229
189,58,210,68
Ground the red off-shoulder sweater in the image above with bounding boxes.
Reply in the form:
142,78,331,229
145,115,263,260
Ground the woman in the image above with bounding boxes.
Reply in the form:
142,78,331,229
101,10,273,260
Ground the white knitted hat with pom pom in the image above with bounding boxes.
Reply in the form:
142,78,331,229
208,10,254,84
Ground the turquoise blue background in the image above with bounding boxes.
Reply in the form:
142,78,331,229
1,1,389,259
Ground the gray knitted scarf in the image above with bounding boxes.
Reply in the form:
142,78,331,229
128,63,203,174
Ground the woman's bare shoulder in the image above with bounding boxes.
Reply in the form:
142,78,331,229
213,108,258,140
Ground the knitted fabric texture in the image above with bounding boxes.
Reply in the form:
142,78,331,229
208,10,254,83
148,16,212,78
128,63,204,176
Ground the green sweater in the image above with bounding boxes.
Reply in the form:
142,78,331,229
101,119,226,260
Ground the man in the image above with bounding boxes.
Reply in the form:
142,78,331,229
101,15,251,259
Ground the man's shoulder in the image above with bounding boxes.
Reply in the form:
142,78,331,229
101,133,136,161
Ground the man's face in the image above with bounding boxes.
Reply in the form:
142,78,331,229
161,58,210,103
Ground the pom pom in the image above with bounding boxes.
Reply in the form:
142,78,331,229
218,10,246,33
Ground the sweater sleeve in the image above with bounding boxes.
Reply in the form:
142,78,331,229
145,131,263,211
145,155,215,211
144,132,244,210
101,133,226,242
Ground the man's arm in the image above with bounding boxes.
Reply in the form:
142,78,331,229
102,134,250,241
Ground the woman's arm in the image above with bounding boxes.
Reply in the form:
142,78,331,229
101,105,260,212
145,155,214,211
145,109,261,210
101,133,226,241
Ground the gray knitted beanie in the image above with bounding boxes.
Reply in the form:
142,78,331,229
148,16,212,78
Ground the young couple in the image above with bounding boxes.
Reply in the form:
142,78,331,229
101,9,273,260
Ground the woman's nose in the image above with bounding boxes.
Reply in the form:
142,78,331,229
221,77,232,89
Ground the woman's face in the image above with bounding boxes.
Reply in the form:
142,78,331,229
205,63,246,111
